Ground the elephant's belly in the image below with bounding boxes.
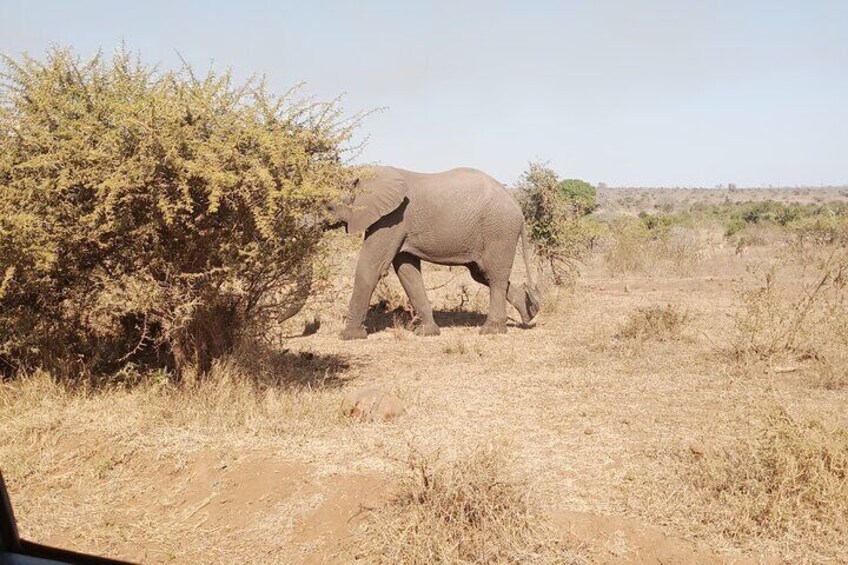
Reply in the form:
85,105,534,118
400,238,478,266
400,187,496,265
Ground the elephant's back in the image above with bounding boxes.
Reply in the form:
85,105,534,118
403,167,518,214
400,167,523,263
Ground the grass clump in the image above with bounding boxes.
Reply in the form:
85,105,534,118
353,446,585,564
602,217,701,277
687,406,848,561
617,304,691,342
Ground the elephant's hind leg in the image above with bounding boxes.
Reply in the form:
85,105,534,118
393,253,440,336
469,264,508,334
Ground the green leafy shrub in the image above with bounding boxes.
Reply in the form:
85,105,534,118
788,213,848,246
516,162,599,285
725,217,746,238
0,47,356,378
637,211,691,238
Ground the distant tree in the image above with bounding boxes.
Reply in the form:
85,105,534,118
558,178,598,216
0,47,357,378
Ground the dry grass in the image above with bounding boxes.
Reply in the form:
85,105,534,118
351,445,586,564
0,345,350,480
0,348,355,563
603,223,703,277
603,223,650,275
616,304,691,342
729,247,848,388
683,406,848,562
440,338,485,357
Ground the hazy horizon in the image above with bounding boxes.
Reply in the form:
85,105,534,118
2,0,846,187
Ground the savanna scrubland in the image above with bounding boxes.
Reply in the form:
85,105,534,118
2,49,848,564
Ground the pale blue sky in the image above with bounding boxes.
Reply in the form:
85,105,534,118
2,0,846,186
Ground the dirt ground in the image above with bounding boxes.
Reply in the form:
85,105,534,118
2,197,847,564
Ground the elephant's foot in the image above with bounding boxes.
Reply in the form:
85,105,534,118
414,323,441,337
339,326,368,340
521,312,539,328
479,321,507,335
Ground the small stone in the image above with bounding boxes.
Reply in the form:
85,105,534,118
341,387,405,422
583,427,595,435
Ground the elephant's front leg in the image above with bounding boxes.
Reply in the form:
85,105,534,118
339,261,379,340
340,225,405,340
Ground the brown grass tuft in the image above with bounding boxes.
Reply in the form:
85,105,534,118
351,446,586,564
616,304,691,342
685,406,848,561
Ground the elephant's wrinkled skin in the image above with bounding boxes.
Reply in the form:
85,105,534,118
328,166,539,339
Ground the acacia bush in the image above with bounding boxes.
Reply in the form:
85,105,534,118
0,47,355,378
516,162,599,285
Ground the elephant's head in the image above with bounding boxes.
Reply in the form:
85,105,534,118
324,166,408,235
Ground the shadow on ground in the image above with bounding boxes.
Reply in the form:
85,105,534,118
364,301,488,333
233,341,354,389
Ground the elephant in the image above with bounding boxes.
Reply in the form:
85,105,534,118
326,165,540,340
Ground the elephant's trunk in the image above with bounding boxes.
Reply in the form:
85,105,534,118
275,261,315,323
323,202,352,233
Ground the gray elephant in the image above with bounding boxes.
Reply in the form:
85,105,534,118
326,166,539,340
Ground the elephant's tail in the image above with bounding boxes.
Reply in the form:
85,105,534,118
520,226,541,322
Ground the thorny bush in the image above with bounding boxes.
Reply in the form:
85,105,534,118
0,47,358,378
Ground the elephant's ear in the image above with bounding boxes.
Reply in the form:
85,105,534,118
347,166,408,234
